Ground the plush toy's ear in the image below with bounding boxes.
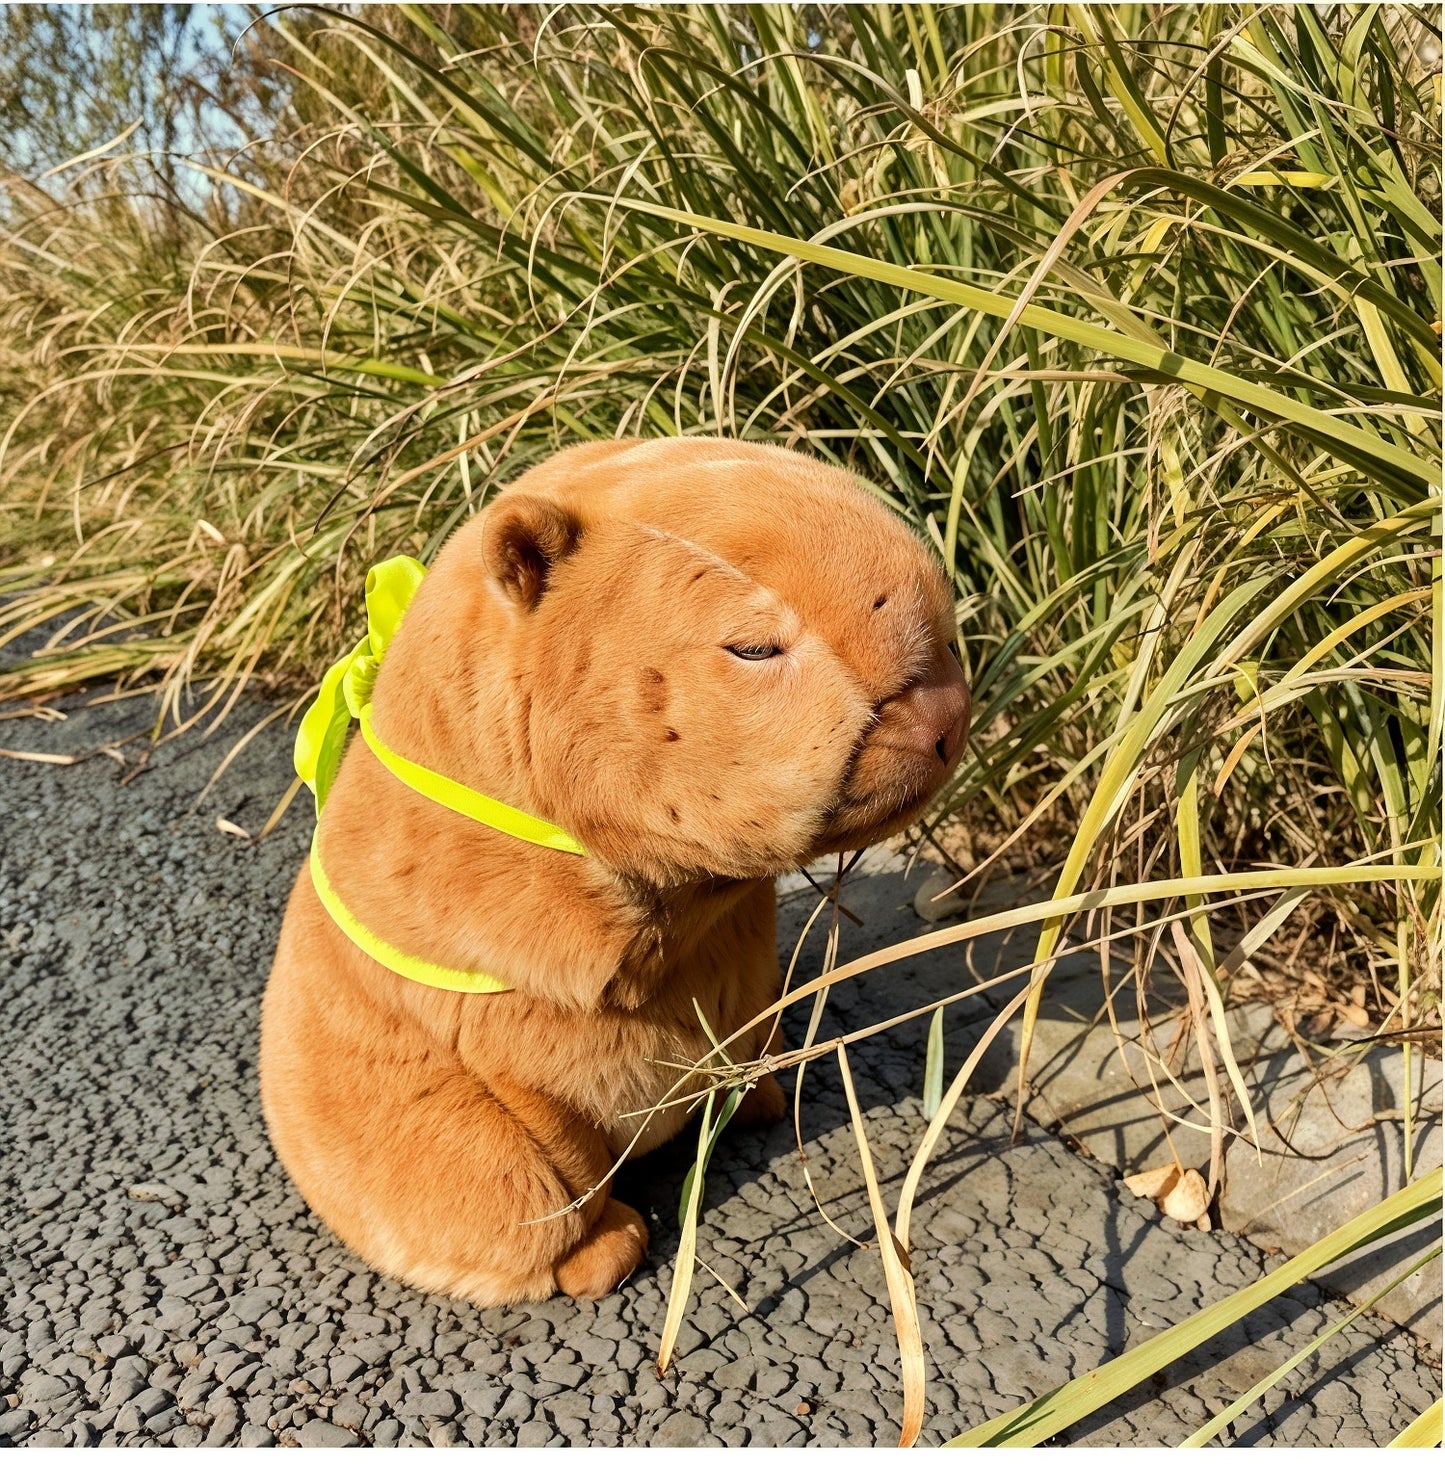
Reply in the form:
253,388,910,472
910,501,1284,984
481,494,581,609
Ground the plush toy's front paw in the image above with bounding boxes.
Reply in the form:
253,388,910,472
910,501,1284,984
733,1071,786,1125
554,1198,649,1300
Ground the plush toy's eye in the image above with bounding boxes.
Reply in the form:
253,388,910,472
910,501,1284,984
727,643,782,661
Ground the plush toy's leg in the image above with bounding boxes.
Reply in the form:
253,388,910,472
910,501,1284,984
262,929,648,1305
554,1197,649,1300
268,1047,649,1306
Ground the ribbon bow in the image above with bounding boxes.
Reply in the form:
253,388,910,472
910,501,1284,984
295,555,428,813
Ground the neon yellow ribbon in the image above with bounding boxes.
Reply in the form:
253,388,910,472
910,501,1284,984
355,705,586,855
293,554,586,994
295,555,428,814
307,828,510,994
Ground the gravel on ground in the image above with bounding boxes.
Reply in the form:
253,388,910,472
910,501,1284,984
1,694,1439,1446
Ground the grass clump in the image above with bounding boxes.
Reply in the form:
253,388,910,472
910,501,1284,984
3,0,1437,1023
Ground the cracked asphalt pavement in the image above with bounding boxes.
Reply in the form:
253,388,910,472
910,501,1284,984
1,694,1439,1446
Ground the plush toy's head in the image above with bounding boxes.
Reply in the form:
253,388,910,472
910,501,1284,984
388,439,968,884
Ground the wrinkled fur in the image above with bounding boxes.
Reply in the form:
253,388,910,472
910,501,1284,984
261,439,969,1304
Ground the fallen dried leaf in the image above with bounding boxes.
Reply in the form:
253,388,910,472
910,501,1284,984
1125,1163,1210,1226
1123,1163,1179,1201
1160,1168,1209,1224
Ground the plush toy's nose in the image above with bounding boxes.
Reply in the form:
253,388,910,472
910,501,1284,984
890,651,970,766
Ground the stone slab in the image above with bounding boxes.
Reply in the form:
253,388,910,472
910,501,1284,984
914,869,1443,1342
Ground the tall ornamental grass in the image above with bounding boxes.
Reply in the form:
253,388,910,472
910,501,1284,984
1,4,1439,1444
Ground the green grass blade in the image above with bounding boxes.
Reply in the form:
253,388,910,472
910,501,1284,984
676,1086,743,1229
1181,1244,1442,1447
923,1007,945,1120
1390,1399,1444,1449
948,1168,1442,1447
598,195,1440,486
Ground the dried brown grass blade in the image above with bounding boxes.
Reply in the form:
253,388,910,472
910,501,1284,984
837,1044,925,1448
255,775,304,843
896,982,1034,1250
187,699,300,814
1171,922,1225,1210
0,706,66,722
0,746,84,765
654,1089,712,1378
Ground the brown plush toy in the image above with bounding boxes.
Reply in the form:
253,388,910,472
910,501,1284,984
260,438,969,1305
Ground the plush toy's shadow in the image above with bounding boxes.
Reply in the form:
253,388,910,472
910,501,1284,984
610,862,1037,1276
